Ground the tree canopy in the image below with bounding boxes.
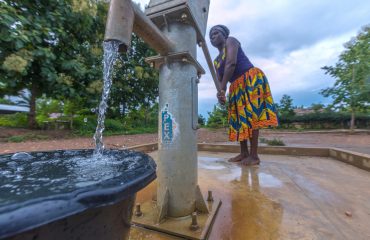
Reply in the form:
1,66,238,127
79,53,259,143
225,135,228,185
0,0,159,128
207,101,228,128
321,25,370,129
0,0,107,127
278,94,295,117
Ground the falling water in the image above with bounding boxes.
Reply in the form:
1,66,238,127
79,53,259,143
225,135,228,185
93,41,120,156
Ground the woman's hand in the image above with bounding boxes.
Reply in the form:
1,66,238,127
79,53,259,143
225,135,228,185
217,90,226,105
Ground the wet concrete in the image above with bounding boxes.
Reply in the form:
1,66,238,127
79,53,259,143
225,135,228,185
129,152,370,240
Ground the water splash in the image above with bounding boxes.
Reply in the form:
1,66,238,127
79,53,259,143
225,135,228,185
94,41,120,156
11,152,34,161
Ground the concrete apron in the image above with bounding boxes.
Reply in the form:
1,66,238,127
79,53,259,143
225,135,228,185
131,143,370,172
128,144,370,240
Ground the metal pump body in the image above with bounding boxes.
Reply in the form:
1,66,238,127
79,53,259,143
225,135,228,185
104,0,211,219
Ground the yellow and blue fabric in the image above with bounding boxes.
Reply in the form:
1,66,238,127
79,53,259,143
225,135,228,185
214,48,279,141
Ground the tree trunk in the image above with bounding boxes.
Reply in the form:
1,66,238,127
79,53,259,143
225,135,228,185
70,115,74,130
28,83,38,129
350,110,356,131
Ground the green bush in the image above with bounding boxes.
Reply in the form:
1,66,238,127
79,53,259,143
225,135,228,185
0,113,28,128
104,119,125,132
259,137,267,143
7,135,25,143
72,116,128,135
266,138,285,146
206,103,228,129
36,114,49,126
278,112,370,129
72,115,98,135
260,137,285,146
121,126,157,135
76,108,94,115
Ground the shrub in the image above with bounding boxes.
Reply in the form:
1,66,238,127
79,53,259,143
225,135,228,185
0,113,28,128
266,138,285,146
72,115,97,135
104,119,125,132
278,112,370,129
7,135,24,143
259,137,267,143
72,116,126,135
206,103,228,129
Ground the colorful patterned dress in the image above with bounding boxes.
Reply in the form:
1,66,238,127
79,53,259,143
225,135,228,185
214,45,279,141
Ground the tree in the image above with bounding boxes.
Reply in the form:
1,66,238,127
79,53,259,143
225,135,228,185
124,102,158,128
198,114,206,126
207,102,228,128
278,94,295,117
63,98,84,129
311,103,324,113
0,0,107,128
107,35,159,119
321,25,370,130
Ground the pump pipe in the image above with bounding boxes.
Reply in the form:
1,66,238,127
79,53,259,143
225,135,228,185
104,0,174,55
199,41,221,92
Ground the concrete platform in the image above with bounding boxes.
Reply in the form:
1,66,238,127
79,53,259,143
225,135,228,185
129,151,370,240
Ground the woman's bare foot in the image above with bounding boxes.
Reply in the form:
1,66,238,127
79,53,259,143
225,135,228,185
228,153,246,162
240,156,260,166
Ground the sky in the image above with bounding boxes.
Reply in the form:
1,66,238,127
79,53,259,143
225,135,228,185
133,0,370,118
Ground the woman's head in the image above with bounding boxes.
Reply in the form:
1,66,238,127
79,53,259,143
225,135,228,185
209,25,230,47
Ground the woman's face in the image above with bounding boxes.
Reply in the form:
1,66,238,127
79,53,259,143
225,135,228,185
210,29,225,48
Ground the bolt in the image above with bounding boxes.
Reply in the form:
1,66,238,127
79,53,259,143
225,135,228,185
198,42,203,47
181,13,188,21
207,190,214,202
189,212,200,231
150,62,154,68
135,203,143,217
182,57,188,62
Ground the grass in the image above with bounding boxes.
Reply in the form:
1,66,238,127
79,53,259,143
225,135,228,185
7,133,49,143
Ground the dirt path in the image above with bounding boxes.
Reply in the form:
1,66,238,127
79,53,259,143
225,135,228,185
0,128,369,155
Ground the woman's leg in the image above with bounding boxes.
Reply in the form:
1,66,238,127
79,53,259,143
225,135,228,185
241,129,260,165
228,140,249,162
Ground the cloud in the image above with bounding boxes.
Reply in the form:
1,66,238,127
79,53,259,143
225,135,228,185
198,31,354,104
131,0,369,116
208,0,370,57
255,31,354,95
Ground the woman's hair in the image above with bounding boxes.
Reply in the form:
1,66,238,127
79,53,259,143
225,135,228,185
210,25,230,38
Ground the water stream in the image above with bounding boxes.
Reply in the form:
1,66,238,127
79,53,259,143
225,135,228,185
93,41,120,156
0,41,127,206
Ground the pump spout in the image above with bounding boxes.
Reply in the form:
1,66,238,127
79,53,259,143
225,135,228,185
104,0,134,52
104,0,174,54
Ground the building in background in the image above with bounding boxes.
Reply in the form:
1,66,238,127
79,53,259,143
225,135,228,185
0,104,29,115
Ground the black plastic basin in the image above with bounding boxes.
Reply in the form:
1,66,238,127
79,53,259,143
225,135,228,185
0,149,156,240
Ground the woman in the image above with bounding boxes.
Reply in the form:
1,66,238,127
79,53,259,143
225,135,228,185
210,25,279,165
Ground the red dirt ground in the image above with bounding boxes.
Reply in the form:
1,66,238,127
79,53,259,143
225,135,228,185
0,127,369,155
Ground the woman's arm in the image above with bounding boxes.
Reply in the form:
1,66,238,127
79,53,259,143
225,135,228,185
220,37,239,91
216,70,226,104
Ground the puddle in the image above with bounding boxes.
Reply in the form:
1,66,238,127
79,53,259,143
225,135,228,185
198,156,227,170
199,156,283,188
259,172,283,188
